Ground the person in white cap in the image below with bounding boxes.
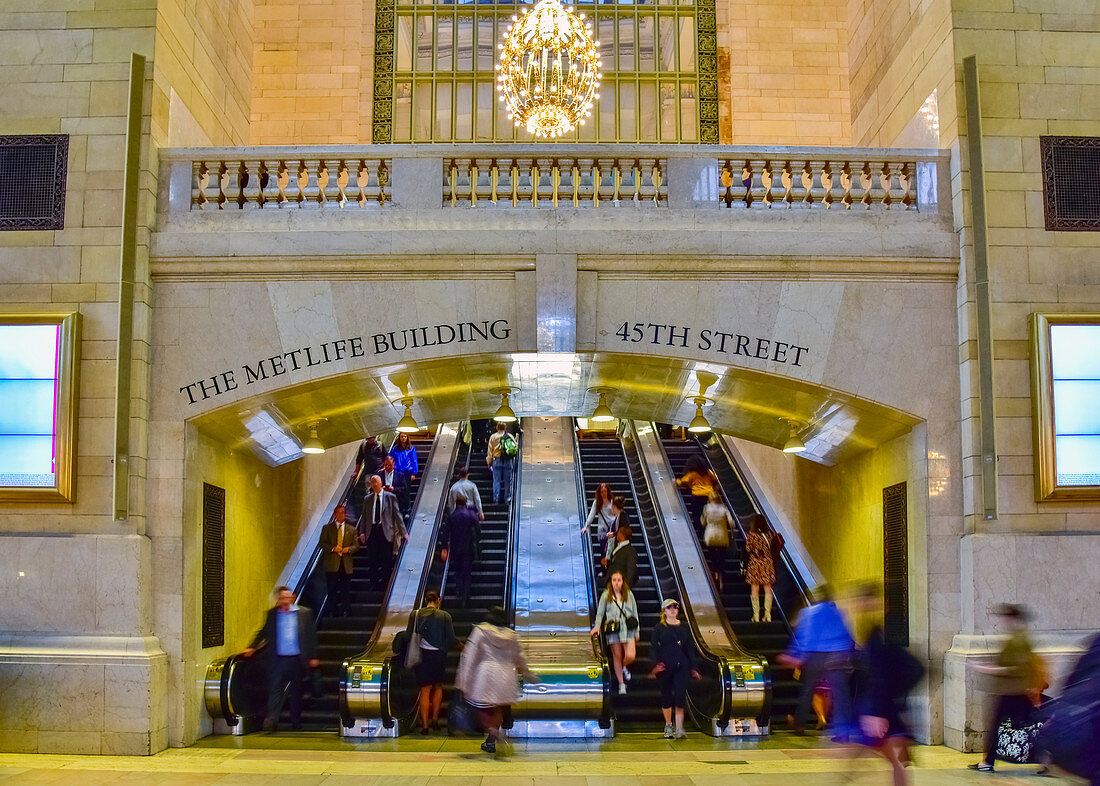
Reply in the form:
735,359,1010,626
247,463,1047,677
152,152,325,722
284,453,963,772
650,598,701,738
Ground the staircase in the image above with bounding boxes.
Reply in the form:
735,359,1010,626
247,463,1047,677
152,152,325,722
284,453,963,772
576,435,664,731
282,434,435,730
660,435,799,727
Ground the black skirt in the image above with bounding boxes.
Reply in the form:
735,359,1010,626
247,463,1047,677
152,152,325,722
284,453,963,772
415,648,447,686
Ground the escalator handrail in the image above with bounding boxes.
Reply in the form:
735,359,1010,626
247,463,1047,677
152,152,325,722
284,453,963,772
570,422,600,625
502,427,522,626
707,434,817,611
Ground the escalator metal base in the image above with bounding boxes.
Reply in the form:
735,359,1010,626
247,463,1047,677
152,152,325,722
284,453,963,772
506,719,614,738
212,717,259,736
341,718,400,738
708,718,767,736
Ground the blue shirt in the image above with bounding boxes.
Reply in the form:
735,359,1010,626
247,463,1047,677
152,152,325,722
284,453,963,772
787,601,854,658
275,607,300,656
393,446,418,475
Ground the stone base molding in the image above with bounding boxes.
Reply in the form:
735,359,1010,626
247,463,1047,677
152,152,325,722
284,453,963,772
0,635,167,755
943,632,1093,752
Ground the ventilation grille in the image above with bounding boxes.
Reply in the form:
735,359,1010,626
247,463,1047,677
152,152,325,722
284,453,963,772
882,481,909,647
1041,136,1100,231
202,482,226,649
0,135,69,231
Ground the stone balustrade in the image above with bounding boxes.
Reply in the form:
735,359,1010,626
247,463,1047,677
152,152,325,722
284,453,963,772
162,144,949,218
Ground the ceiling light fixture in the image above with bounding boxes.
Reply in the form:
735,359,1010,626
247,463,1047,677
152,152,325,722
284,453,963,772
302,419,326,455
396,397,420,433
687,396,712,434
493,387,518,423
587,387,615,423
496,0,602,138
782,419,807,453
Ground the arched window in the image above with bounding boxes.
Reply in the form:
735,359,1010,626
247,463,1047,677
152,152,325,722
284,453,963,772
372,0,717,143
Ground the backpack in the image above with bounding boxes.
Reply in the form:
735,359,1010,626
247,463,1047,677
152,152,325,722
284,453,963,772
500,432,518,457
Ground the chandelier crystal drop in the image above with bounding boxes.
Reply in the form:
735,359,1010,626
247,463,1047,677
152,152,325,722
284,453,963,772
496,0,602,138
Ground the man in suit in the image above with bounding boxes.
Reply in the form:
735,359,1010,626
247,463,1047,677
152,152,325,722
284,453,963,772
604,523,638,589
379,454,411,520
319,504,359,617
243,586,319,731
440,491,481,604
357,474,408,588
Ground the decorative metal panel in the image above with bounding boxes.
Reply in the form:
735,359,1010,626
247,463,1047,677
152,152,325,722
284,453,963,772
0,135,68,231
694,0,718,143
1041,136,1100,231
882,481,908,647
373,0,397,143
202,482,226,649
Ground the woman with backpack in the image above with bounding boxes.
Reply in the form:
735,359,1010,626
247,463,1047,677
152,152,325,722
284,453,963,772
744,514,777,622
590,570,640,694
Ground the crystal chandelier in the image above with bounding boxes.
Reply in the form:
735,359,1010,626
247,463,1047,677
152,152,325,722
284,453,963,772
496,0,602,138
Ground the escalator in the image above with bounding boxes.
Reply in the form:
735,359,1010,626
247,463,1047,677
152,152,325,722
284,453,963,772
660,434,805,727
575,433,664,730
296,434,436,730
205,430,446,735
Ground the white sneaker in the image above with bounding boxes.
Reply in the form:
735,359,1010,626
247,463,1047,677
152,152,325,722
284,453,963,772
622,667,631,682
674,728,687,739
663,723,674,739
618,683,627,695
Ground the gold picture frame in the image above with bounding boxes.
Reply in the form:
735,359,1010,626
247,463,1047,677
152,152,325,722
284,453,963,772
0,313,80,503
1031,312,1100,501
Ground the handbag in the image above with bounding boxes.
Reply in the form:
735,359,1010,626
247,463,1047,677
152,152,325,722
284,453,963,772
612,598,639,632
404,611,424,669
994,715,1044,763
448,690,481,736
602,619,621,635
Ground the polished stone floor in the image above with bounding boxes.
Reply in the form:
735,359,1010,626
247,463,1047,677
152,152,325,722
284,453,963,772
0,733,1083,784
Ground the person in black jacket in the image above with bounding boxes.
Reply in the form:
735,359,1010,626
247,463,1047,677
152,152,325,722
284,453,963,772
441,492,480,604
650,598,701,739
242,586,319,731
409,590,459,734
603,520,638,590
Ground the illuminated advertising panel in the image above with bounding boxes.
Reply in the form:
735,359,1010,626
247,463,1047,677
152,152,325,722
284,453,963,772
1031,314,1100,500
0,314,79,502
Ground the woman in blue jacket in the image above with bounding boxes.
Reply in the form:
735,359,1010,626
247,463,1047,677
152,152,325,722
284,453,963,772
392,432,419,479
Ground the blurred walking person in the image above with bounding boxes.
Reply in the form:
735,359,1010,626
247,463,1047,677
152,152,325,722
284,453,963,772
440,492,480,604
700,493,736,592
242,587,319,731
455,606,539,755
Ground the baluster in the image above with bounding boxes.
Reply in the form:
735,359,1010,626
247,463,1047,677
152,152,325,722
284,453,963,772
257,161,269,208
470,161,479,208
357,160,369,206
632,159,642,202
650,161,662,205
376,161,389,206
781,161,793,208
234,161,248,209
860,163,873,209
449,160,458,207
720,162,734,208
762,161,774,207
899,162,913,209
316,161,329,206
490,159,500,204
337,161,349,208
592,162,601,207
741,161,753,208
572,161,581,207
821,162,833,209
277,161,290,205
551,159,560,208
296,161,308,206
880,162,893,208
511,160,519,207
840,162,853,209
195,162,209,208
612,162,622,203
801,162,814,207
530,161,539,207
216,162,229,209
